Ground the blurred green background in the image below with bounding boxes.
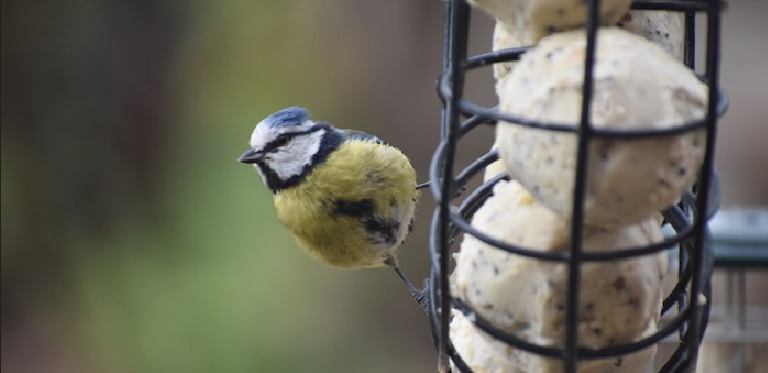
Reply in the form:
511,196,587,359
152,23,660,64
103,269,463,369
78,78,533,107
1,1,766,373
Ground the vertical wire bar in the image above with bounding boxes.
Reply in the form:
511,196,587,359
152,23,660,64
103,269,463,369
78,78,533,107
564,0,600,371
440,1,453,131
678,247,688,339
431,0,456,308
684,10,696,70
431,0,453,365
437,1,470,371
686,0,722,369
678,5,697,343
429,1,453,354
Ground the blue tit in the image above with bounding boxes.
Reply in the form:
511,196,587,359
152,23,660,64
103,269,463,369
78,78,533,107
238,107,420,270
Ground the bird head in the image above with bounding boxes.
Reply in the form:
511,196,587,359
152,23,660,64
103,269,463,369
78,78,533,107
238,107,339,192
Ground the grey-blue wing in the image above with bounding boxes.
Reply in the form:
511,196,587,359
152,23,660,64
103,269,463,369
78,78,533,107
340,129,387,145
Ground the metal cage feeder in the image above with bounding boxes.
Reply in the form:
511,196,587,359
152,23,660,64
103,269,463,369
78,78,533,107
426,1,728,372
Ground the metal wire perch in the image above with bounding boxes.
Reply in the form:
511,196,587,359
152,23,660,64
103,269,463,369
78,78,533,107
426,0,728,372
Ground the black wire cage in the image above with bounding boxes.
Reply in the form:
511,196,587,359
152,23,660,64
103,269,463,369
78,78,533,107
426,1,728,372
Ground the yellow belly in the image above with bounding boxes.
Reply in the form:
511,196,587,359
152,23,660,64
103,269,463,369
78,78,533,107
273,140,419,268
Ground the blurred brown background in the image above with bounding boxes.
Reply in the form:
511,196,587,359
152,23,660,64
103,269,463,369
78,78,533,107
1,1,766,373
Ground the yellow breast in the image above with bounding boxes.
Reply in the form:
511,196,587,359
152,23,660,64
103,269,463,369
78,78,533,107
273,140,419,268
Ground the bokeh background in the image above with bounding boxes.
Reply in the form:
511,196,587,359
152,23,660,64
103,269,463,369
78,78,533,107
2,1,766,373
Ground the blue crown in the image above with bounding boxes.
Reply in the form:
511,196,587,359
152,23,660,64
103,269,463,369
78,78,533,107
263,107,310,127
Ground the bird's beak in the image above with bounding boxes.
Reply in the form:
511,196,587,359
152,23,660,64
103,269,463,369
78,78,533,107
238,149,264,164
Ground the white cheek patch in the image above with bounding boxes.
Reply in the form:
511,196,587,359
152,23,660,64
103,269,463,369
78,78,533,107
269,130,324,180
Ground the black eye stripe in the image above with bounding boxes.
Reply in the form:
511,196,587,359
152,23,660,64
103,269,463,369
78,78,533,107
262,127,324,153
262,136,292,153
273,134,291,146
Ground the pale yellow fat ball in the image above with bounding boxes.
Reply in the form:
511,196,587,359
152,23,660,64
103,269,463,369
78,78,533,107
450,179,666,372
468,0,632,44
495,28,707,227
619,10,684,61
483,10,685,184
450,311,659,373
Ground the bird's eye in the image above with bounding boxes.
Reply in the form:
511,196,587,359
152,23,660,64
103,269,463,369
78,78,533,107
274,134,291,147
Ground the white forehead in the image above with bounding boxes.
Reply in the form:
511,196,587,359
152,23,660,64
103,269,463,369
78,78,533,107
249,119,315,149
